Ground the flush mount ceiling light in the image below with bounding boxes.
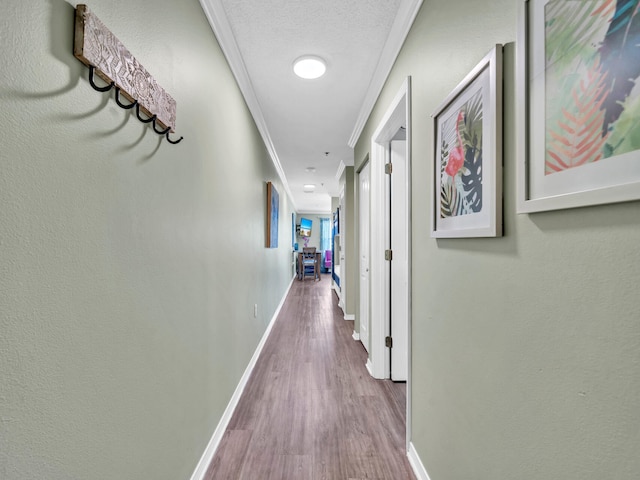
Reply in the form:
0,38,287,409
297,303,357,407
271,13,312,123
293,56,326,79
303,184,316,193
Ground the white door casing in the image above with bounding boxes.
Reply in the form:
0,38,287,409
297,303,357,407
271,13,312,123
368,77,412,450
369,78,411,381
359,161,371,352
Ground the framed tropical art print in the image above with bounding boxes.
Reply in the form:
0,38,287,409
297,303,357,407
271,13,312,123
431,45,503,238
517,0,640,213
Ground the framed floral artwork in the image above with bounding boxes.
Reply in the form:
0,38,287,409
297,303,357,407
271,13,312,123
517,0,640,213
431,45,503,238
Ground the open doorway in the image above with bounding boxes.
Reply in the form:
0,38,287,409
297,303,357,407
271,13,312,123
367,77,412,448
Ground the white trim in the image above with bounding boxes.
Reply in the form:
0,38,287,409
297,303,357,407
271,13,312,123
369,78,411,380
189,277,294,480
338,298,345,313
407,443,432,480
348,0,423,147
369,78,413,453
357,160,371,354
352,330,360,341
405,80,413,451
365,358,374,377
198,0,297,212
344,314,355,321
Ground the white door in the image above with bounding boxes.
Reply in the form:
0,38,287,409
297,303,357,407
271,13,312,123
359,162,371,352
339,186,346,313
390,139,408,381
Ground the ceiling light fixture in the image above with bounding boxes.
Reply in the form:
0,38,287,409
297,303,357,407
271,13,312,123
303,184,316,193
293,56,326,79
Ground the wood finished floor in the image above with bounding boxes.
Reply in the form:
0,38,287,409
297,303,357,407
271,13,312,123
206,275,415,480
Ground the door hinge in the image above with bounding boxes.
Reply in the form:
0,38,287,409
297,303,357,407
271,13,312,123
385,336,393,348
385,249,393,261
385,162,393,175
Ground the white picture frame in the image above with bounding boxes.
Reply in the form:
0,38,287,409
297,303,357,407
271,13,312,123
431,45,503,238
516,0,640,213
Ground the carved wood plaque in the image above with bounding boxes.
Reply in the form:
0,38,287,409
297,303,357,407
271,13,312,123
73,4,177,131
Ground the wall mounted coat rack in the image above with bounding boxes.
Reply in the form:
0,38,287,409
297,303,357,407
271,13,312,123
73,4,183,144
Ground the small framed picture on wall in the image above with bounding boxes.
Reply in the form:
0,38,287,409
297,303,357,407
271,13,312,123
431,45,503,238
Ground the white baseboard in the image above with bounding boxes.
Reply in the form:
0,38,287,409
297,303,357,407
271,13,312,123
407,442,431,480
365,358,374,377
189,277,294,480
352,330,360,341
344,314,355,321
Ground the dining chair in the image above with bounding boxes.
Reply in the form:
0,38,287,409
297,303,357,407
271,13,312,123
300,247,319,281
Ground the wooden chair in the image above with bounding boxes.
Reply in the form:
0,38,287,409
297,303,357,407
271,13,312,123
299,247,320,281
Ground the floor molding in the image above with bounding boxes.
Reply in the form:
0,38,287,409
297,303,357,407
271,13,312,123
344,314,355,321
189,276,295,480
407,442,431,480
352,330,360,341
365,358,374,377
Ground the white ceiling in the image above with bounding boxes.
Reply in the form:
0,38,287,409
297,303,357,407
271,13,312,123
199,0,422,213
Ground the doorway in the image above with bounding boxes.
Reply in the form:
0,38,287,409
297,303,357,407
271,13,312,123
358,160,371,352
369,78,411,381
367,78,412,448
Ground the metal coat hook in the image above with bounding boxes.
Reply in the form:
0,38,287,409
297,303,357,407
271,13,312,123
88,65,114,92
134,104,184,143
85,63,185,145
135,104,156,124
165,132,184,144
152,117,170,135
114,87,137,109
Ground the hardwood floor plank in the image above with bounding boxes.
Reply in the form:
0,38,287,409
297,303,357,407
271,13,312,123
206,276,415,479
281,455,314,479
205,430,252,480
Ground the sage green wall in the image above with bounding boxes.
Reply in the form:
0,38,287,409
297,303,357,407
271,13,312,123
0,1,293,479
355,1,640,479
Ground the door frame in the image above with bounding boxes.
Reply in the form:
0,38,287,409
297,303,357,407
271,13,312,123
358,159,371,351
368,77,412,447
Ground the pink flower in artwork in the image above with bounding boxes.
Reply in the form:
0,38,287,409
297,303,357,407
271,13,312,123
445,111,465,177
445,145,464,177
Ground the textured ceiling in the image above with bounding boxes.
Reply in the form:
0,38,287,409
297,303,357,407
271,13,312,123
202,0,421,212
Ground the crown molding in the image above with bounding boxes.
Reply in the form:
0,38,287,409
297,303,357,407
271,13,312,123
348,0,423,148
198,0,297,211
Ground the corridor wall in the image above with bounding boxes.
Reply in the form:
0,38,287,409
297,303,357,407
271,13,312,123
0,1,293,479
354,1,640,479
